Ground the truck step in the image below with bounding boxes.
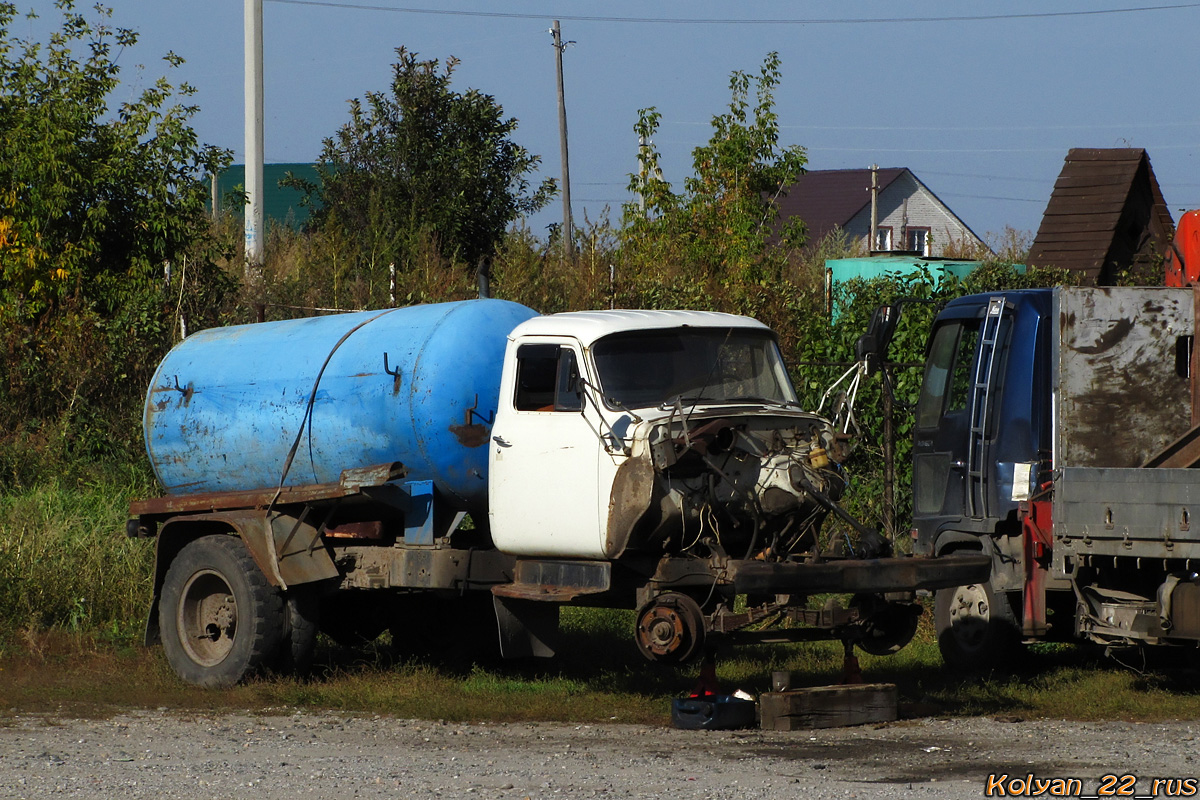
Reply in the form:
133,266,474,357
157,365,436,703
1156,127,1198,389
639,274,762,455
491,559,612,603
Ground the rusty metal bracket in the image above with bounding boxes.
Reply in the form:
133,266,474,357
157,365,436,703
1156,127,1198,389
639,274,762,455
170,376,194,406
382,353,402,395
463,393,494,426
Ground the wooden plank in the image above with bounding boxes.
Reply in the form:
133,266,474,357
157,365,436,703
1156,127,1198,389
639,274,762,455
1032,231,1116,244
1030,240,1112,254
1049,185,1130,198
760,683,898,731
1055,173,1134,186
1039,210,1124,220
1064,148,1145,162
1026,257,1107,272
1029,248,1111,264
1043,200,1126,213
1060,167,1132,183
1035,215,1122,230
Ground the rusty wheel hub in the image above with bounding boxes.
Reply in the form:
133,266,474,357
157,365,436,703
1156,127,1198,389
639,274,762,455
635,592,706,663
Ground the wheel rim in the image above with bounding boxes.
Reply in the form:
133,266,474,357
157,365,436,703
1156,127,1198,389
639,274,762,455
635,593,705,663
946,583,991,653
178,569,238,667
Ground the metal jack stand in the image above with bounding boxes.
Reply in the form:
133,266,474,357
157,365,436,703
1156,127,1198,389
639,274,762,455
840,639,864,685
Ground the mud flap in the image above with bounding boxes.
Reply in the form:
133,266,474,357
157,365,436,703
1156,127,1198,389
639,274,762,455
493,595,560,659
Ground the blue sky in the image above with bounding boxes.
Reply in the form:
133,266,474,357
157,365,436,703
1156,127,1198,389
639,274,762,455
29,1,1200,246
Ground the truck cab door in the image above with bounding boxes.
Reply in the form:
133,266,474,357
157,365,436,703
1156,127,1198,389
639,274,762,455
912,300,1012,547
488,339,608,558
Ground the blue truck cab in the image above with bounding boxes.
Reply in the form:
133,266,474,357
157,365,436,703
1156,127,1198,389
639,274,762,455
914,287,1200,669
912,290,1053,558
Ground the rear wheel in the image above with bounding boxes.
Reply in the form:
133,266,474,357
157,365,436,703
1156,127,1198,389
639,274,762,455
935,581,1021,671
272,587,320,676
159,535,284,687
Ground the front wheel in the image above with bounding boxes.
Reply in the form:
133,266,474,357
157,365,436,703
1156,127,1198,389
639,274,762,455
159,535,284,687
635,592,706,664
934,581,1021,671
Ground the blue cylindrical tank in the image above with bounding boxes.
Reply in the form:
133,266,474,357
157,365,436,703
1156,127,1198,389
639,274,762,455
144,299,538,510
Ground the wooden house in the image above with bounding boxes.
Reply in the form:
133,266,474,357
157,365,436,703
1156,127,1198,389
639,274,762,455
1027,148,1174,284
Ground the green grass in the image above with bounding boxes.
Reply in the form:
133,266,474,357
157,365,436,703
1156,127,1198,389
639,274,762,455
5,609,1200,725
4,478,1200,724
0,472,155,648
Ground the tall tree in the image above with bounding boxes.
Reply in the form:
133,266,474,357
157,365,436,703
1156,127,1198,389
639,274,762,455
623,52,808,279
297,50,559,275
294,47,556,275
0,0,228,318
0,1,230,472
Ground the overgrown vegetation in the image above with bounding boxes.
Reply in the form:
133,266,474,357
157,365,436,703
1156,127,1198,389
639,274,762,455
1,6,1128,716
0,0,234,481
282,46,557,301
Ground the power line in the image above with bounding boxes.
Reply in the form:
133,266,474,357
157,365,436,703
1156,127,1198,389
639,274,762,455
812,143,1200,153
941,192,1046,204
921,170,1051,184
265,0,1200,25
667,119,1200,132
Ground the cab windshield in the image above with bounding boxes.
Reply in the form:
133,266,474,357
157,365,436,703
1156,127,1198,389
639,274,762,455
592,327,799,410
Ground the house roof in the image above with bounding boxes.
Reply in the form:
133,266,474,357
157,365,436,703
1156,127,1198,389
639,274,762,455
1027,148,1174,281
773,167,908,243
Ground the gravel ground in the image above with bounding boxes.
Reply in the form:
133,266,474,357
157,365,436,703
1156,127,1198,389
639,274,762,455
2,710,1198,799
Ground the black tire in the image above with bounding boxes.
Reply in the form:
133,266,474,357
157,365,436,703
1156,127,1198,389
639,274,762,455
850,594,921,656
934,581,1022,671
159,535,284,688
272,587,320,676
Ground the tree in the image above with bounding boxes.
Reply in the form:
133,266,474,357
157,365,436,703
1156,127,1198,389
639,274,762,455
293,47,556,277
0,0,228,318
0,1,231,476
622,52,808,280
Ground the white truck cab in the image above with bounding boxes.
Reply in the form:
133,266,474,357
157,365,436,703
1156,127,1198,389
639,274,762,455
489,310,842,562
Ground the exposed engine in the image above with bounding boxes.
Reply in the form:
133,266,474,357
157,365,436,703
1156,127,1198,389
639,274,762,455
628,412,853,561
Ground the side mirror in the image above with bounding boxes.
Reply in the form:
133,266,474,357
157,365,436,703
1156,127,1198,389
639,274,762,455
854,304,899,375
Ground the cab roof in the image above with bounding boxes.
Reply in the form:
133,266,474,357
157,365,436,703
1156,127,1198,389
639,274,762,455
509,309,771,347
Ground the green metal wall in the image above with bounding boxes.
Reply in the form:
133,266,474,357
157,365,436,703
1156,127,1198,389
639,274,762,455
210,163,320,229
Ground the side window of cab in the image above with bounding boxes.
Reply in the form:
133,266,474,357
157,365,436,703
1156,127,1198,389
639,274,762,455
514,344,582,412
916,321,979,429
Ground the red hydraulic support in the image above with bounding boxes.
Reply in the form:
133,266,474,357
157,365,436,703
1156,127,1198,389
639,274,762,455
1166,210,1200,287
1021,494,1053,638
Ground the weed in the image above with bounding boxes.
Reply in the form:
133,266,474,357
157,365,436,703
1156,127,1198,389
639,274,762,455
0,476,155,644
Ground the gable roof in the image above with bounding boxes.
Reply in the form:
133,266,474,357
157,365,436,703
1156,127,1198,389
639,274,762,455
774,167,907,243
1027,148,1174,283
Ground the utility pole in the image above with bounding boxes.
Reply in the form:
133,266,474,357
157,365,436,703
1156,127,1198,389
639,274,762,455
869,163,879,253
210,171,219,221
244,0,264,280
551,20,574,259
